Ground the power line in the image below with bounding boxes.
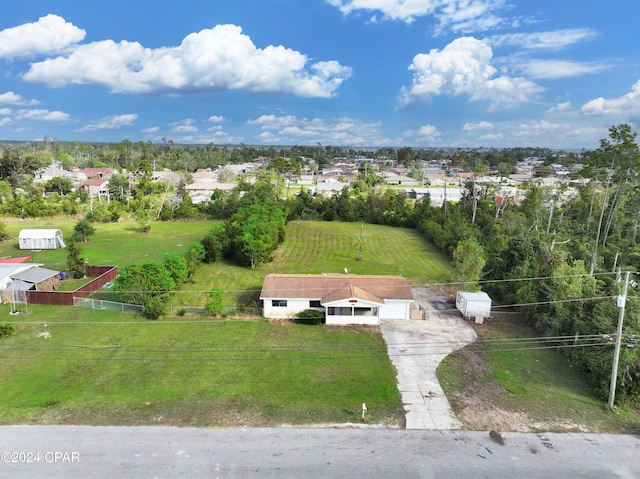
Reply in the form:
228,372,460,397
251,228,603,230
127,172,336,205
1,294,620,326
101,269,637,294
0,332,627,362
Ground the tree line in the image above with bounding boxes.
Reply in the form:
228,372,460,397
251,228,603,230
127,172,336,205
2,126,638,403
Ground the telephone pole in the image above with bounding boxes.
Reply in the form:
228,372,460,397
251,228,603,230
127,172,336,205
608,271,629,410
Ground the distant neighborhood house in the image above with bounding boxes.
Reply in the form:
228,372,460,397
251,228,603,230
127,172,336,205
81,178,110,199
18,229,66,250
184,182,236,204
260,273,416,326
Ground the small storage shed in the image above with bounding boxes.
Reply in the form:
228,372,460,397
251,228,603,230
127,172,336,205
456,291,492,323
18,229,66,250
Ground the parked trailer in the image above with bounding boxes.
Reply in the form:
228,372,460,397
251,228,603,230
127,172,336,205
456,291,492,324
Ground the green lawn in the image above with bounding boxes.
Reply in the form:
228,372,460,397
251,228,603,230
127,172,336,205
437,321,640,433
0,218,214,271
0,304,404,427
0,218,442,427
178,220,451,307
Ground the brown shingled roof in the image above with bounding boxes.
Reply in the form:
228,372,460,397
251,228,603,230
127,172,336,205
322,284,384,304
260,274,414,303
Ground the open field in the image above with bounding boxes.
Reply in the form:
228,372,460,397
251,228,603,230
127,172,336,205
0,218,451,307
0,219,214,271
0,304,404,427
0,219,436,426
179,220,451,307
437,320,640,433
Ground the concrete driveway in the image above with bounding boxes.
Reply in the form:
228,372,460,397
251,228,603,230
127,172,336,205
380,288,477,430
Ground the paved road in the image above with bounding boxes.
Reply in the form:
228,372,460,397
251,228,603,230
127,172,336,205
0,426,638,478
380,287,477,429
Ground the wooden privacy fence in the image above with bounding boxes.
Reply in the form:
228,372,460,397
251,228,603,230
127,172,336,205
25,266,118,306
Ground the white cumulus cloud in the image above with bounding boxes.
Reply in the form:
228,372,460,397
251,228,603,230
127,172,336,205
399,36,543,109
417,124,441,141
75,114,138,132
0,108,70,125
581,80,640,117
206,115,226,123
248,114,298,128
463,121,493,130
23,23,352,98
546,101,571,113
477,132,503,141
0,91,39,106
247,114,392,146
0,14,85,59
17,109,70,121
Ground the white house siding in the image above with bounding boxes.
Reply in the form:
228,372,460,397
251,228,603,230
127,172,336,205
326,314,379,326
263,298,316,319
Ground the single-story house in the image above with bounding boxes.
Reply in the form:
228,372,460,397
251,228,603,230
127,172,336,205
10,266,61,291
18,229,66,250
382,173,419,186
1,266,61,302
313,182,349,197
82,167,115,179
404,188,431,200
456,291,492,323
260,273,416,326
191,168,217,182
184,182,236,204
0,263,41,289
34,165,74,183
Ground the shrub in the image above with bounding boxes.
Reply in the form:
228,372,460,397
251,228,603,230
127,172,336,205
204,288,225,316
0,322,15,338
295,309,325,325
143,296,169,320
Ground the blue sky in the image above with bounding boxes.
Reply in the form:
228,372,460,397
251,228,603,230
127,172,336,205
1,0,639,149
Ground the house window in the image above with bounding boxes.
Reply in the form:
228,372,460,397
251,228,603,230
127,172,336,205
328,307,352,316
271,300,287,307
354,307,378,316
309,300,322,308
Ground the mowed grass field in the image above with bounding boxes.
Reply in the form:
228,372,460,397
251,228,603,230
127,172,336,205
0,218,214,271
0,218,449,426
0,305,403,426
182,220,451,306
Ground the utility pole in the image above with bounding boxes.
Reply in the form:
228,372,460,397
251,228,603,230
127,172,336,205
608,271,629,410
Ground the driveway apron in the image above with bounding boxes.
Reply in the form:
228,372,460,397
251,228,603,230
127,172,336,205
379,288,477,430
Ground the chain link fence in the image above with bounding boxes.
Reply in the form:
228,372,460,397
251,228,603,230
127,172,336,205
74,297,143,314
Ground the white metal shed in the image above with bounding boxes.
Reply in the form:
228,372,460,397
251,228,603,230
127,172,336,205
456,291,492,322
18,229,66,250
